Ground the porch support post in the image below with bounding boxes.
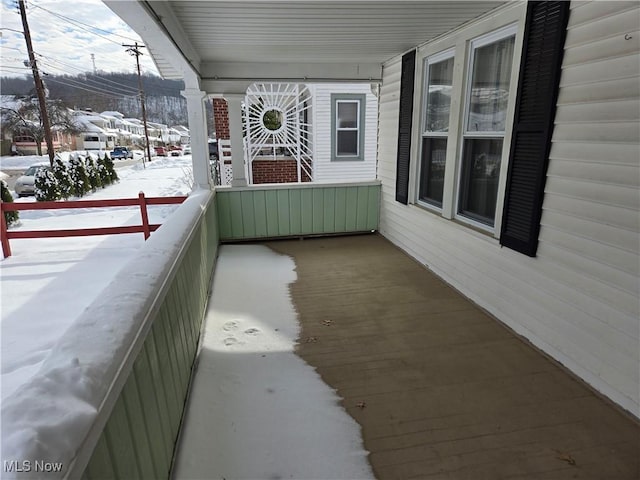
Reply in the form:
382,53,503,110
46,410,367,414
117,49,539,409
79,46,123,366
225,94,248,187
181,88,211,188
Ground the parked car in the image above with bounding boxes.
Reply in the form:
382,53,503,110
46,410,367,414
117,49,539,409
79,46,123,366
14,164,49,197
154,146,168,157
183,145,192,155
110,146,134,160
169,145,182,157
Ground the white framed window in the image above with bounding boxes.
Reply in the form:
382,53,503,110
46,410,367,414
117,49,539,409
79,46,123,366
456,25,517,228
418,49,455,208
331,94,365,161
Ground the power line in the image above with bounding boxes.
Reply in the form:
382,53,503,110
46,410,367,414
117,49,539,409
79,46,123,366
30,2,141,45
38,59,141,96
40,74,137,100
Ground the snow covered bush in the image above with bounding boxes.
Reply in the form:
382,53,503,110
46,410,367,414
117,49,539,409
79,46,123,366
68,155,91,198
52,157,72,199
1,180,19,226
84,156,102,191
104,154,119,184
97,154,112,186
34,167,61,201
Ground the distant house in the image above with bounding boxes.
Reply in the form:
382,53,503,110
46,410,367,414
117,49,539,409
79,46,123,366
73,111,117,150
171,125,190,144
147,122,171,146
0,95,75,155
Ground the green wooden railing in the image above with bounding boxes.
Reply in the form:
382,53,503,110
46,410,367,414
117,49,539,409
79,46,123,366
78,192,219,479
71,181,379,479
216,181,381,241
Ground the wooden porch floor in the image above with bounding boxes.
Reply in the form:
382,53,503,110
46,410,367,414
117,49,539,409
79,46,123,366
266,234,639,480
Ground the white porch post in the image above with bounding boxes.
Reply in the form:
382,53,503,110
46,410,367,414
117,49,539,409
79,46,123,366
181,88,211,188
225,94,248,187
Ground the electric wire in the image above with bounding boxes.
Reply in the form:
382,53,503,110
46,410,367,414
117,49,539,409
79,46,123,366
30,2,139,46
40,75,134,100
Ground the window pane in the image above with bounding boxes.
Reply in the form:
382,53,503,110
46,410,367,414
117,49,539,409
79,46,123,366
425,57,454,132
458,138,502,225
418,138,447,206
337,102,358,128
337,130,358,156
467,35,515,132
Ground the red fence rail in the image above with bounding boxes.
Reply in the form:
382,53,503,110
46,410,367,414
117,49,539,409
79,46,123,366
1,192,187,258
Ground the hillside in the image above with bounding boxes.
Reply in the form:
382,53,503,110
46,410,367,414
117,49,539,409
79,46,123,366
0,73,201,126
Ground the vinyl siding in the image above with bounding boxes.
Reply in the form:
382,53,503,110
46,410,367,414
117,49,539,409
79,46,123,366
377,1,639,416
310,83,378,182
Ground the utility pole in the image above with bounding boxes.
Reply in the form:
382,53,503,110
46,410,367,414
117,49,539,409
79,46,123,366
91,53,97,74
18,0,55,166
124,42,152,167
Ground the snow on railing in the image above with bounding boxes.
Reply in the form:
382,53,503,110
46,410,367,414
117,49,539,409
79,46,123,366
0,193,187,258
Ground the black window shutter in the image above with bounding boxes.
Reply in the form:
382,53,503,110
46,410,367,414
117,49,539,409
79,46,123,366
500,1,570,256
395,49,416,205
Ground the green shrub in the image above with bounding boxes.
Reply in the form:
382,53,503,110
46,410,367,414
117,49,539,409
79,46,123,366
1,180,19,226
35,167,61,201
52,157,72,199
85,156,102,191
104,154,119,183
68,155,91,197
97,155,111,186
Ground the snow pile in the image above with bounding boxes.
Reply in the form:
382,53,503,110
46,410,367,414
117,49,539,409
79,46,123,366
1,187,213,478
1,157,196,403
173,245,374,480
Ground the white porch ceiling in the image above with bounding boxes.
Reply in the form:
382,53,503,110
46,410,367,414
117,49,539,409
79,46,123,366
105,1,506,92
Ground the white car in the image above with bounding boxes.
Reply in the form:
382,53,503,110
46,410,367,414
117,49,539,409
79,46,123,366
183,145,192,155
14,164,49,197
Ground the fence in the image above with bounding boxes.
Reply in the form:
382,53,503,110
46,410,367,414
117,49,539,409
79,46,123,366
0,192,187,258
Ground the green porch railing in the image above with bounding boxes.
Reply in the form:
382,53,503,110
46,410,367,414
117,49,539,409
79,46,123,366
216,181,381,241
71,181,378,479
78,192,219,480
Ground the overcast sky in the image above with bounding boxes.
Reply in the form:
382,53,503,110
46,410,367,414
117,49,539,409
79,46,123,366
0,0,160,79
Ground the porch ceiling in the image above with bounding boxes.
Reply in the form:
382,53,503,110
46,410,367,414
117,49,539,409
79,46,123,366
104,1,506,92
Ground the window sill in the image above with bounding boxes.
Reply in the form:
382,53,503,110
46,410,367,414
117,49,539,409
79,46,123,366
409,202,499,240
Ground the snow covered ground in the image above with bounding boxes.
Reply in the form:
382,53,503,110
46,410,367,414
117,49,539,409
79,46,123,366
1,154,193,401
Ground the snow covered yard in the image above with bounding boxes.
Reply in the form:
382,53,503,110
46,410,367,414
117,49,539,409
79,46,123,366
1,155,194,401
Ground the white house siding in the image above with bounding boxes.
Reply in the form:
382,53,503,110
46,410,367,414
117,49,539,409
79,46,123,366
310,83,378,183
377,1,639,417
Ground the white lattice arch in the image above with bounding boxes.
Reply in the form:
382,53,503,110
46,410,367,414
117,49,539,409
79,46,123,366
244,83,313,182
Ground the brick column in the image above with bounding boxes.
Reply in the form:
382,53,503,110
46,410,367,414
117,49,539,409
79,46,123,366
212,98,229,140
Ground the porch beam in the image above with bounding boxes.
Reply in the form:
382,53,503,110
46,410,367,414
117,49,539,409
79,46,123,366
224,94,248,187
181,88,210,188
200,61,382,92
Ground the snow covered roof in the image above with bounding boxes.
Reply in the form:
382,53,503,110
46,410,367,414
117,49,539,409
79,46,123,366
0,95,25,112
100,111,125,119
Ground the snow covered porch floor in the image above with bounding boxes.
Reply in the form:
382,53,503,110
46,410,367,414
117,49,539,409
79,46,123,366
174,234,639,479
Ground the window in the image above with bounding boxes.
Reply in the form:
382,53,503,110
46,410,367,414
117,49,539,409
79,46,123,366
331,94,365,161
457,26,516,226
418,50,454,208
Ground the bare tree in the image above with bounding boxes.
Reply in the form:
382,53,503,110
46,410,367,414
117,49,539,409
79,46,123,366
1,99,80,162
